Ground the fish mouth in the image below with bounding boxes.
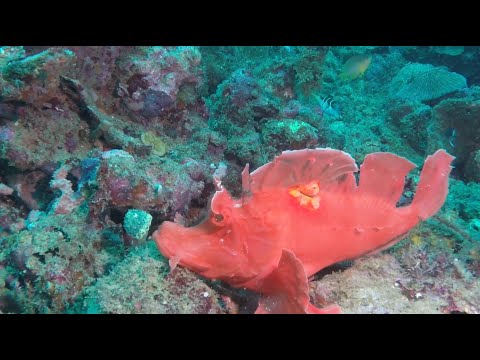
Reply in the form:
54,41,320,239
152,220,254,280
152,221,207,267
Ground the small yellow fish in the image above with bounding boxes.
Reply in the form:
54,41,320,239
340,54,372,81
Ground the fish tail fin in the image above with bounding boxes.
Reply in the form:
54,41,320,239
255,249,341,314
411,150,455,220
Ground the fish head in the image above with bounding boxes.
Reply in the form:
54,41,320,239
153,187,256,283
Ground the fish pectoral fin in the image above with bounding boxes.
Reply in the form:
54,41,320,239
168,255,181,272
255,249,341,314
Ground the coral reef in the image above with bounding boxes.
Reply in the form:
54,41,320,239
1,45,479,314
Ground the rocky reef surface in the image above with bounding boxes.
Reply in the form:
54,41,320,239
0,46,478,313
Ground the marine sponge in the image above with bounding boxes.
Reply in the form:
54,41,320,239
390,63,467,102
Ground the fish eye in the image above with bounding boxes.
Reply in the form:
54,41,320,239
214,213,224,222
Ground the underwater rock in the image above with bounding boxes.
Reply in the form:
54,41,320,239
224,130,264,168
90,150,164,214
60,76,149,154
465,149,480,182
208,68,281,131
433,97,480,181
2,208,123,313
82,242,224,314
261,119,318,151
5,171,49,210
49,163,84,215
140,89,175,118
313,252,480,314
116,47,202,121
83,148,211,230
0,194,27,235
0,103,91,172
445,179,480,224
393,104,432,154
1,48,76,109
68,46,126,104
169,169,206,214
228,69,260,107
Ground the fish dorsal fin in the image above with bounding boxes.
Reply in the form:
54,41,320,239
247,148,359,194
358,152,417,206
241,163,251,196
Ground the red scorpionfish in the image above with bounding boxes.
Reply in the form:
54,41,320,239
153,148,454,314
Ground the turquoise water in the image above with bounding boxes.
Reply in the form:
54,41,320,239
0,46,478,314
